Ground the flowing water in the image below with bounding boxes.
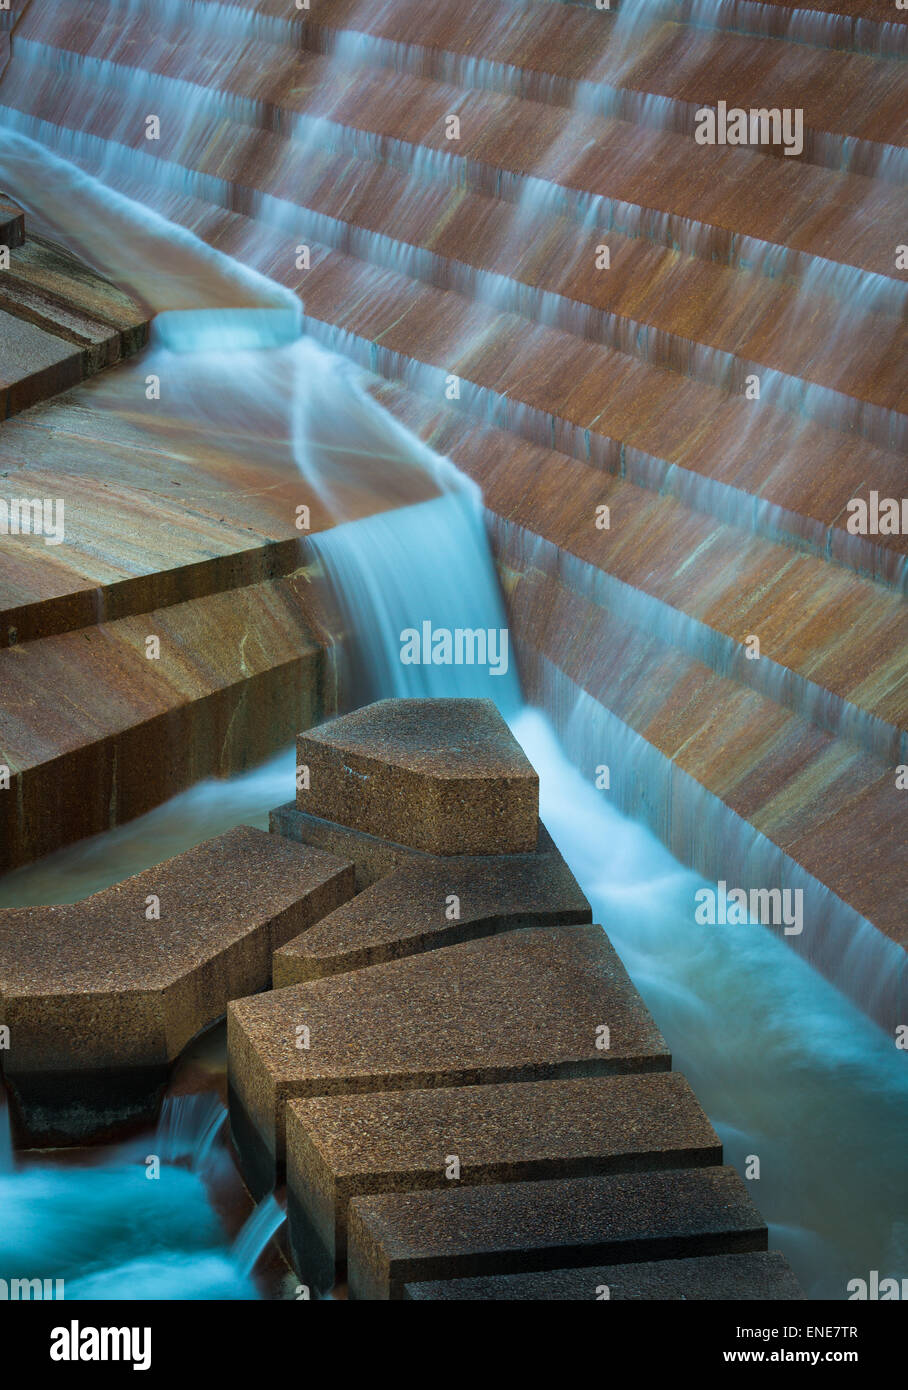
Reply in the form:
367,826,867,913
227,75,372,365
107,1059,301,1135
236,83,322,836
0,1091,276,1300
0,2,904,1304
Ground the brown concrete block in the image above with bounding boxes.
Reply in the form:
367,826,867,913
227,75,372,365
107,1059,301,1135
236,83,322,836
402,1251,804,1300
273,843,591,984
347,1166,767,1299
269,804,558,891
228,925,669,1194
285,1073,721,1290
296,698,539,854
0,826,354,1143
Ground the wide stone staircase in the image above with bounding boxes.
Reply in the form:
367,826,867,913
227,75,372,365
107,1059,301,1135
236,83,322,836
0,0,904,1028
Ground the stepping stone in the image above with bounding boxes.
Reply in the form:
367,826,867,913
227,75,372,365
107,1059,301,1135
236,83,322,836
273,846,591,984
296,697,538,855
228,925,669,1195
0,827,354,1144
401,1251,805,1300
270,803,554,891
347,1166,767,1299
285,1073,721,1291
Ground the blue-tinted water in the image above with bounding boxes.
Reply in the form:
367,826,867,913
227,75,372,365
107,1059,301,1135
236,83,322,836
0,1093,273,1300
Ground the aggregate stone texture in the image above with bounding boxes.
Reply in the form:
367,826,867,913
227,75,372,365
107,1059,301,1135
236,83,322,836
285,1072,721,1285
296,697,539,854
346,1166,768,1298
228,924,669,1189
402,1251,805,1300
273,843,591,983
0,826,355,1076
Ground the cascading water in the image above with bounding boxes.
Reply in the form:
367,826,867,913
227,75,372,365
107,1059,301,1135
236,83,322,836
0,1092,265,1300
0,0,903,1306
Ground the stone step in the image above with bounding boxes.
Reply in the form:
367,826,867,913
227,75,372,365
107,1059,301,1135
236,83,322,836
273,843,591,984
346,1165,767,1298
364,375,908,749
506,570,907,1031
402,1250,805,1300
41,166,904,606
227,924,670,1194
282,0,906,174
10,7,903,279
296,698,539,856
285,1073,722,1291
0,230,148,420
0,307,84,419
0,575,328,871
0,194,26,248
0,826,354,1143
0,234,148,369
7,32,903,447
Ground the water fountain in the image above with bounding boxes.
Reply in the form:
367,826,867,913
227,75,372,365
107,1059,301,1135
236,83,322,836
0,0,904,1305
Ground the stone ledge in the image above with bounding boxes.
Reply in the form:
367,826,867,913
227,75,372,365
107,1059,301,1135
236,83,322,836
401,1251,805,1300
286,1073,721,1291
0,825,354,1143
228,924,670,1194
273,844,591,984
296,698,538,855
347,1166,767,1299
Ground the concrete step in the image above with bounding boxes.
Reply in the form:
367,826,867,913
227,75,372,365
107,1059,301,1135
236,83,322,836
0,220,148,419
0,574,329,871
402,1250,805,1299
0,826,354,1143
507,572,908,1031
346,1165,767,1298
10,6,904,279
285,1073,723,1292
7,24,904,446
295,698,539,856
273,842,591,984
227,924,671,1194
281,0,908,177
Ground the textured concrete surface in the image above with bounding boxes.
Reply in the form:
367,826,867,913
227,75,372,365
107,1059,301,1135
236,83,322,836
285,1073,721,1289
269,805,561,888
296,698,539,855
273,843,591,983
0,826,354,1143
0,0,902,1031
402,1251,806,1300
346,1166,767,1299
228,924,669,1192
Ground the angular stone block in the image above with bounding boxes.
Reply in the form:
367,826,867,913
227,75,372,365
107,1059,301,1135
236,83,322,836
228,925,669,1195
273,845,591,984
402,1251,805,1300
347,1166,767,1299
0,826,354,1143
296,698,538,855
270,802,438,889
285,1073,721,1291
270,803,556,891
